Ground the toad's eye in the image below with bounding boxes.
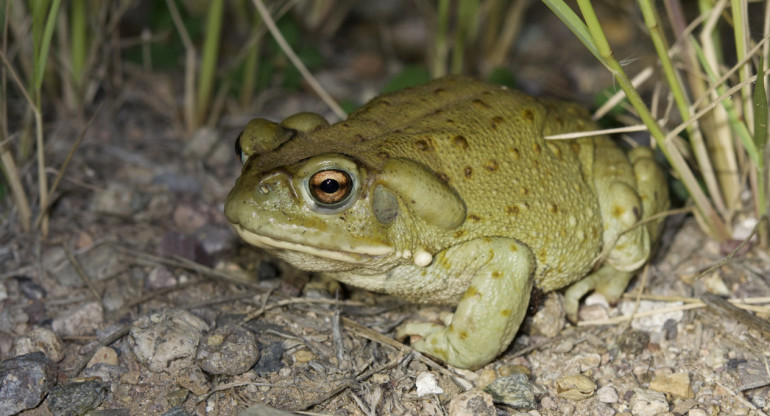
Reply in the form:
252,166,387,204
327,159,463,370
308,170,353,206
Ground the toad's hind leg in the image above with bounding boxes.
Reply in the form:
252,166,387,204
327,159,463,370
397,238,535,370
564,144,669,322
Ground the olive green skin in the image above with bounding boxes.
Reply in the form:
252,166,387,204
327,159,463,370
225,76,668,369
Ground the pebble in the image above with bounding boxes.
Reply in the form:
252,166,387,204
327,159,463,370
12,327,64,362
46,379,107,415
145,266,178,290
530,293,565,337
128,309,209,374
175,366,210,396
629,389,669,416
87,346,119,368
482,373,536,410
292,349,315,364
52,301,104,337
619,300,684,334
555,374,597,401
415,372,443,396
172,204,208,234
596,385,619,403
649,371,694,399
688,409,708,416
51,244,122,288
0,352,56,415
617,330,650,356
254,342,284,376
15,276,47,300
448,389,496,416
197,326,260,375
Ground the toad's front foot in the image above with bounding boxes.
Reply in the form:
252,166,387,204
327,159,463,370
396,238,535,370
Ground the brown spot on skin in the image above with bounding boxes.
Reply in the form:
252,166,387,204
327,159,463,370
490,116,505,129
454,229,466,238
612,205,626,218
491,271,502,279
485,160,499,172
468,214,482,222
453,135,469,150
501,309,512,317
505,205,520,215
464,166,473,178
458,330,469,340
521,109,534,121
510,147,520,159
533,143,542,154
472,99,492,109
415,139,434,151
377,151,389,159
445,119,456,125
464,286,480,300
520,187,530,196
432,108,444,115
570,142,581,154
510,244,518,252
554,117,564,128
437,172,450,184
549,203,558,214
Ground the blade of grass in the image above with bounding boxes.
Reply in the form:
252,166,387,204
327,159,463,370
251,0,345,120
540,0,604,66
575,0,730,240
196,0,224,124
731,0,753,130
432,0,450,77
165,0,196,133
451,0,479,75
638,0,729,216
753,56,767,221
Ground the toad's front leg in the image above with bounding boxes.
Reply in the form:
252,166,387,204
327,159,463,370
398,238,536,370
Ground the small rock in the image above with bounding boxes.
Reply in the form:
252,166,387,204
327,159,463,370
52,301,104,337
448,389,496,416
688,409,708,416
649,372,694,398
158,231,213,267
87,346,119,368
254,342,284,376
596,385,619,403
531,293,565,337
47,379,107,416
556,374,597,401
629,389,669,416
617,330,650,356
416,372,443,396
50,244,121,287
128,309,209,374
145,266,178,290
0,352,56,416
483,373,536,410
619,300,683,334
175,366,209,396
81,363,127,382
293,349,315,364
172,204,208,234
197,326,259,375
662,319,678,340
15,276,47,300
12,327,64,362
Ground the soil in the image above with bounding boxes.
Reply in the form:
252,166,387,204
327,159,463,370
2,2,769,416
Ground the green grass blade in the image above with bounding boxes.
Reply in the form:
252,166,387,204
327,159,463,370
196,0,224,123
540,0,603,65
34,0,60,91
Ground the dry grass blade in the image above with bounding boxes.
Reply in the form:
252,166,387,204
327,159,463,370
251,0,346,120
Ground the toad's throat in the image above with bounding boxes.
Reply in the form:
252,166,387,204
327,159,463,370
230,224,394,264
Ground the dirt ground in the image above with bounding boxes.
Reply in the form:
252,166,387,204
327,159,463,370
2,2,770,416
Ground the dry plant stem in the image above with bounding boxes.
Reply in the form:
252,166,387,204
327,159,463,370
731,0,754,130
640,0,729,216
485,0,531,69
696,370,769,416
33,105,100,229
576,0,730,241
0,150,30,232
165,0,197,133
251,0,346,120
432,0,450,78
0,50,41,234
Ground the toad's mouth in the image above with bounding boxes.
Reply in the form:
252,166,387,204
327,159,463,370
230,224,394,264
